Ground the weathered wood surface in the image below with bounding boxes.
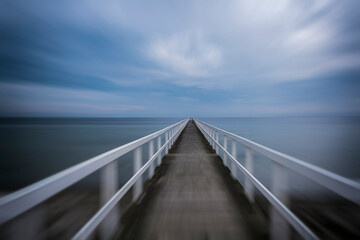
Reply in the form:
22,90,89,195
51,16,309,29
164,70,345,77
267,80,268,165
120,120,266,240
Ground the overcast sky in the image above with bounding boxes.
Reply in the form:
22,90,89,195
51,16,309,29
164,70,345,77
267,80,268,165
1,0,360,117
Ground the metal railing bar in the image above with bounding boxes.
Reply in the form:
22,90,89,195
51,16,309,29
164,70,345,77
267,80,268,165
195,120,319,240
72,120,188,240
0,119,187,224
195,120,360,204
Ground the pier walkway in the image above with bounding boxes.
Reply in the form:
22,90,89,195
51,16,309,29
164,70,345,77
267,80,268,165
1,118,359,240
120,121,264,240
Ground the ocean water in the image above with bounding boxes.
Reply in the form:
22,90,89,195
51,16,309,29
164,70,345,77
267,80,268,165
1,117,359,197
0,118,183,190
199,117,360,197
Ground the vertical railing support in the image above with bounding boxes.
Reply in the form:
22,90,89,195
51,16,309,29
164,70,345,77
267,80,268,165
206,127,209,142
212,129,215,149
212,129,215,148
173,128,175,145
165,131,169,154
215,131,219,154
208,127,211,143
157,136,161,166
148,140,154,179
245,147,254,202
223,136,227,166
231,139,237,179
209,128,212,147
170,129,172,146
205,127,208,141
170,129,172,148
173,129,175,145
133,146,142,201
100,161,119,240
270,163,290,240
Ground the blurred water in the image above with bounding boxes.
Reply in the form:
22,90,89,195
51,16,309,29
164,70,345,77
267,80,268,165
1,117,359,196
199,117,360,198
0,118,182,190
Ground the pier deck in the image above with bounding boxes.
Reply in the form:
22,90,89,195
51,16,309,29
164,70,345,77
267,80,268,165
2,118,358,239
120,121,266,240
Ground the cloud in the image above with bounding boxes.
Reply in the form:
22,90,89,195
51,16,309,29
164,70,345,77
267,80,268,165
0,0,360,116
209,0,358,83
3,0,359,88
147,33,222,77
139,0,359,86
0,82,144,116
266,53,360,82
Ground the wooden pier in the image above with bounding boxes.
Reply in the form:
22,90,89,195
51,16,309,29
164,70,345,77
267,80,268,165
120,121,267,240
1,118,359,240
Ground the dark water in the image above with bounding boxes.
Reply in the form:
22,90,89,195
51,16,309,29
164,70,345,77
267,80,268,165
0,118,182,190
199,117,360,197
1,117,359,196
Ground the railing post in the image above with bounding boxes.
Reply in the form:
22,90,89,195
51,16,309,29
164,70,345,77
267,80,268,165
208,127,210,143
215,131,219,154
148,140,154,179
223,136,227,166
165,131,169,154
206,127,209,141
208,128,211,145
245,147,254,202
133,146,142,201
157,136,161,166
211,129,214,149
211,129,215,150
270,163,290,240
172,128,174,145
208,128,212,146
170,129,172,146
169,129,172,149
100,161,119,240
231,139,237,179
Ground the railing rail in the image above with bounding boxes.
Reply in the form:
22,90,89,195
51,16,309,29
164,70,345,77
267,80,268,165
0,118,189,239
195,119,360,240
195,119,360,203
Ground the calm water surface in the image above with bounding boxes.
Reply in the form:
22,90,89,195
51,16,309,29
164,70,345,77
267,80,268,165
199,117,360,197
1,117,359,196
0,118,182,190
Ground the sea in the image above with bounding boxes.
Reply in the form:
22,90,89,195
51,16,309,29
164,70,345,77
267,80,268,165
1,117,359,198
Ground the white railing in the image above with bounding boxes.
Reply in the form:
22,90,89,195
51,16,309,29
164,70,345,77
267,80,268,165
0,118,189,240
195,119,360,240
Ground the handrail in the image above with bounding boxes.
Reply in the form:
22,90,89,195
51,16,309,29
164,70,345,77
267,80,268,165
195,119,360,240
73,119,188,239
194,119,319,240
195,119,360,204
72,120,188,239
0,119,189,226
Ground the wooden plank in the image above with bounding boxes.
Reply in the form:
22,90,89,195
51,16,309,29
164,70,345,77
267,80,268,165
120,121,266,240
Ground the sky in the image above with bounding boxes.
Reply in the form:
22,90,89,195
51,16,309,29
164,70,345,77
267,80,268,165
0,0,360,117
